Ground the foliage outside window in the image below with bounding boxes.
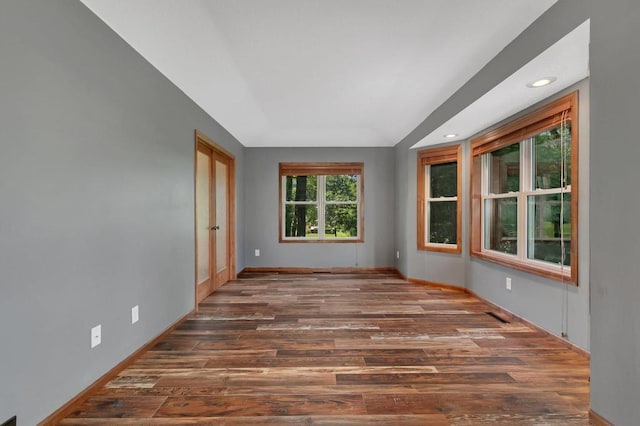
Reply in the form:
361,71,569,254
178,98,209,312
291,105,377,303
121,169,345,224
470,92,578,284
279,163,363,242
417,145,462,253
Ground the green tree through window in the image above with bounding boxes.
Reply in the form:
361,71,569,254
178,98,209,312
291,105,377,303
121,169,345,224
417,144,462,254
280,163,363,242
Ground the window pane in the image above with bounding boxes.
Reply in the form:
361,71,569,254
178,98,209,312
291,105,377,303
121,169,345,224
285,176,317,201
484,197,518,255
215,160,227,273
430,162,457,198
195,151,210,283
429,201,456,244
284,204,318,237
527,193,571,265
325,204,358,238
326,174,358,202
489,144,520,194
533,123,572,190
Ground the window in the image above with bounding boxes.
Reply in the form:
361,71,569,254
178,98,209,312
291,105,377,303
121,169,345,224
471,92,578,284
417,144,462,253
279,163,363,242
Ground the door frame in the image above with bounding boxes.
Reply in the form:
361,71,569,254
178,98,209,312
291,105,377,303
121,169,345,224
194,130,236,310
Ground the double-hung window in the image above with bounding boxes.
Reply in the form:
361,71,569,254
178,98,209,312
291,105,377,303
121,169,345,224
471,92,578,283
417,145,462,253
279,163,363,242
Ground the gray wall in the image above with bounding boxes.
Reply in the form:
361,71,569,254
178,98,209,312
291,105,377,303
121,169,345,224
394,139,412,275
589,1,640,424
244,147,395,268
0,1,244,424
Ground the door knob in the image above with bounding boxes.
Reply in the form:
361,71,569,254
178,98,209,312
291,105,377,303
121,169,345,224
210,225,220,230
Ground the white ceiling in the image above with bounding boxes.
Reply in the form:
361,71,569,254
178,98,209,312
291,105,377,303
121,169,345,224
413,19,590,149
80,0,558,147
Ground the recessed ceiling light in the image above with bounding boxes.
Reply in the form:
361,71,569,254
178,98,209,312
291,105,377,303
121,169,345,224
444,133,458,138
526,76,557,88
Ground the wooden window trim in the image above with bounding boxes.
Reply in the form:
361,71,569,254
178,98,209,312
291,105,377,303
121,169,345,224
279,162,364,243
417,144,462,254
279,162,364,177
470,92,579,285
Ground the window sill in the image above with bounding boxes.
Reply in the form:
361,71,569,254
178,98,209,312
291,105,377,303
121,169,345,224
280,238,364,244
471,250,576,285
419,244,461,254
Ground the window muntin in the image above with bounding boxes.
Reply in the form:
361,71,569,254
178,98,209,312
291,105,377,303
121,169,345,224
279,163,363,242
417,145,462,253
471,92,578,284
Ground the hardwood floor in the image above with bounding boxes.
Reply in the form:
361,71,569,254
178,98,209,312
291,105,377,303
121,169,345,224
59,272,590,424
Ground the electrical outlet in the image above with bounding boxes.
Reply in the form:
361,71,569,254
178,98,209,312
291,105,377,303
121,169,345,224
131,305,139,324
91,325,101,348
255,249,260,257
506,277,512,291
396,250,400,259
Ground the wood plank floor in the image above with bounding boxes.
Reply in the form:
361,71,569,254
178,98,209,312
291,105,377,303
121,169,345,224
59,272,590,425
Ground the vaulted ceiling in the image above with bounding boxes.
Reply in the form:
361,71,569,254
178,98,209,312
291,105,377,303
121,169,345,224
80,0,560,147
